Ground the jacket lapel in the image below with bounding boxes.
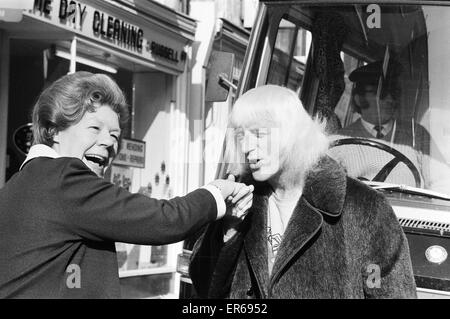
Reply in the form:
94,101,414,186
268,157,347,287
243,194,270,298
242,156,347,296
269,198,323,286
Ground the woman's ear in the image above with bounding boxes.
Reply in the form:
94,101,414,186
51,128,60,144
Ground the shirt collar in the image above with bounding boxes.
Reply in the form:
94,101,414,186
20,144,60,170
360,118,394,137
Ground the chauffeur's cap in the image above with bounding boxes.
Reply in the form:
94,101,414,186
349,60,403,85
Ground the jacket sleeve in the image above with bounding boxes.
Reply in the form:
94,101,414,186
56,159,218,245
189,219,245,298
362,192,417,299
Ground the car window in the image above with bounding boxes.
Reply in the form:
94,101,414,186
263,4,450,196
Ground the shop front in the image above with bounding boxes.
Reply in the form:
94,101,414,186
0,0,197,298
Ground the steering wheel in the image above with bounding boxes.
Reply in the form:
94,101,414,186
330,137,422,188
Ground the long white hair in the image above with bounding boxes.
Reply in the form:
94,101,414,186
224,85,329,187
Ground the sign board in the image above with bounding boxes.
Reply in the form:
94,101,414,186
113,138,145,168
24,0,187,73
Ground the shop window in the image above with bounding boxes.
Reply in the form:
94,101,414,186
115,160,178,298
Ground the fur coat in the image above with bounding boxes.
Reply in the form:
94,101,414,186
190,156,417,298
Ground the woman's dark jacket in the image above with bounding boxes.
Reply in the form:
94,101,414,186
0,157,218,298
190,156,417,298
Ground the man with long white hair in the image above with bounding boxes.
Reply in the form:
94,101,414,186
189,85,416,299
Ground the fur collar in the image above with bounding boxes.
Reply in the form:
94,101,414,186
302,155,347,217
244,155,347,217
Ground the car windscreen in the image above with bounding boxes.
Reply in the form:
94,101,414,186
264,4,450,198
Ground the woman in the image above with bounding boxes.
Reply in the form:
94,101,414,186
0,71,253,298
189,85,416,298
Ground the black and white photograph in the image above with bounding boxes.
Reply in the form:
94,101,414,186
0,0,450,309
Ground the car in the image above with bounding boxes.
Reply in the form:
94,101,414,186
178,0,450,298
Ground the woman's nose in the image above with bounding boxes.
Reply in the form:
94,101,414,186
98,129,115,147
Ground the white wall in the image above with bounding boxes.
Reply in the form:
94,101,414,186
187,0,216,190
151,0,183,11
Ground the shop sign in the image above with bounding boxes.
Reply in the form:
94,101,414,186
113,138,145,168
26,0,186,72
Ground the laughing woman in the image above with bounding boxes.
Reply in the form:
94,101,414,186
0,72,253,298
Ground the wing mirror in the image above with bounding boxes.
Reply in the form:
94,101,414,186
205,51,236,102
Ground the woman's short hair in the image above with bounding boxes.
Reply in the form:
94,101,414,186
32,71,129,146
225,85,329,187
